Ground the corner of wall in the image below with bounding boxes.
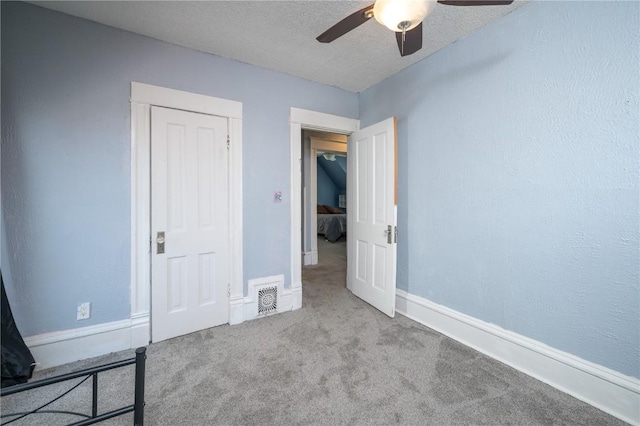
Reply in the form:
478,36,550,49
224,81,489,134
396,290,640,425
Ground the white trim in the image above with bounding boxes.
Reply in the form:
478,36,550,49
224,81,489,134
302,185,308,256
131,82,242,119
290,108,359,309
279,289,293,313
291,285,302,311
130,102,151,318
310,145,317,264
131,82,243,339
228,116,244,322
242,275,290,322
291,108,359,134
229,295,245,325
290,120,303,294
396,290,640,425
130,313,151,348
303,251,318,266
25,317,150,370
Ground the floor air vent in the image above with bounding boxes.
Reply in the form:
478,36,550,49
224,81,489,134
258,286,278,315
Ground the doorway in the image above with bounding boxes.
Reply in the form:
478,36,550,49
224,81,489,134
290,108,398,318
303,131,348,266
130,82,243,346
288,108,358,310
301,130,349,291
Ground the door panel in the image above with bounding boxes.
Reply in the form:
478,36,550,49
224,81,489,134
151,106,229,342
347,117,397,317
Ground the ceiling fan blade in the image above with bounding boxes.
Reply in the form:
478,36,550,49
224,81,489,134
396,23,423,57
317,4,375,43
438,0,514,5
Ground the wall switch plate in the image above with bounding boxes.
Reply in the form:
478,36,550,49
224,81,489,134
77,302,91,320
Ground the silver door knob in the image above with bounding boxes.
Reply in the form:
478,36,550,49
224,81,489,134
157,231,165,254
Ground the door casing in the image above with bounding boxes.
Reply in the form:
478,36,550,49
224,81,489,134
289,108,359,310
130,82,244,346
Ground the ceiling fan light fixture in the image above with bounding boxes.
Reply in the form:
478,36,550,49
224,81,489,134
373,0,436,32
322,153,337,162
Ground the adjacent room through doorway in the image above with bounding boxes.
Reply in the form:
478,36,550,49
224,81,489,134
301,130,348,289
291,108,397,319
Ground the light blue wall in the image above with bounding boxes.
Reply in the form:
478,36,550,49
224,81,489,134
316,159,340,207
359,1,639,378
1,2,358,336
4,1,638,380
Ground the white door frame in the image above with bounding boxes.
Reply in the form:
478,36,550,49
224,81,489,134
289,108,359,309
308,137,347,265
130,82,244,346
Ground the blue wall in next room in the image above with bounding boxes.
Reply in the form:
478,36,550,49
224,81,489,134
317,159,340,207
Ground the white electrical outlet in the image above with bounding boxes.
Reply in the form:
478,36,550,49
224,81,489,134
77,302,91,320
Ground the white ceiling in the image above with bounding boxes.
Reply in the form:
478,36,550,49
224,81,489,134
30,0,527,93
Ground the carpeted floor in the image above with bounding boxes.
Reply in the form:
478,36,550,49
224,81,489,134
1,236,625,425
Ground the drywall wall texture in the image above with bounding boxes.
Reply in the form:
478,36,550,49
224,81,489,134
359,1,639,378
1,1,358,336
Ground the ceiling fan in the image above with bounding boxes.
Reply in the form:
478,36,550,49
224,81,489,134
317,0,514,57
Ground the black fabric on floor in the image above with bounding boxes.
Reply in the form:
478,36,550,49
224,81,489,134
1,273,35,388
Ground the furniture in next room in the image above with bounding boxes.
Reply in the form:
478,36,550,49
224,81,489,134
317,205,346,243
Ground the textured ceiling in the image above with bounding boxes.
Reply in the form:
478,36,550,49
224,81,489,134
30,0,527,93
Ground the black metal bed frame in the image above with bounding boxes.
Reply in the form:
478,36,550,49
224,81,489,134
1,347,146,426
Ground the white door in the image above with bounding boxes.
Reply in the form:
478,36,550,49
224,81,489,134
151,106,230,342
347,117,397,317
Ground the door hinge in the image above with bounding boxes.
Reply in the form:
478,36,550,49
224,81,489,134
227,283,231,297
226,136,230,150
394,225,398,244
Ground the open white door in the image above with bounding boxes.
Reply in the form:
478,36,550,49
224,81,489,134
151,106,230,342
347,117,397,317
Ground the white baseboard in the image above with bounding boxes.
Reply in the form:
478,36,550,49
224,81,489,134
292,285,302,311
279,289,292,312
25,272,302,370
396,290,640,425
229,294,245,325
25,274,296,370
303,251,318,266
130,313,151,348
25,314,150,370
